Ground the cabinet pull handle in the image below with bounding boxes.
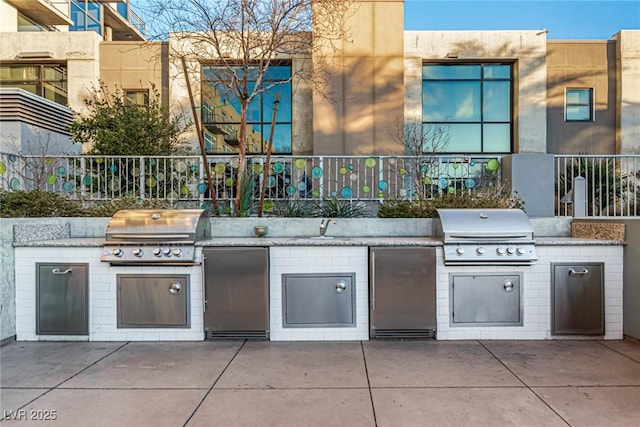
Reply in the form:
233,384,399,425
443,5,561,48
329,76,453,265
52,268,72,275
568,268,589,276
371,252,376,310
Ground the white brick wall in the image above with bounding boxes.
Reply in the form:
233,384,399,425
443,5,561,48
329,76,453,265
15,247,204,342
269,246,369,341
435,245,624,340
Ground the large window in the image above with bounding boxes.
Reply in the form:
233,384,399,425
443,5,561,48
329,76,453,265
0,64,68,105
422,63,512,153
70,0,102,35
565,88,593,121
201,64,292,154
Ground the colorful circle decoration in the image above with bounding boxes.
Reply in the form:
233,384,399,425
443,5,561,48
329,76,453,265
146,177,157,187
225,177,235,186
8,154,17,162
388,158,397,165
362,185,371,194
83,176,93,185
108,178,120,190
57,166,66,175
45,157,54,165
438,178,449,189
148,159,157,167
294,159,306,169
340,186,353,198
400,168,408,175
174,160,187,173
378,180,389,191
312,190,320,198
311,166,323,179
399,188,408,197
266,176,276,188
286,185,297,196
132,168,140,177
448,186,456,194
180,185,189,196
253,164,263,174
487,159,500,172
190,165,197,172
156,172,165,182
214,163,226,174
9,177,20,190
339,167,348,175
263,200,274,212
470,161,476,167
46,175,57,185
349,173,358,182
0,162,6,174
197,182,208,194
272,162,285,173
365,158,376,168
62,181,75,192
109,164,118,173
465,178,476,188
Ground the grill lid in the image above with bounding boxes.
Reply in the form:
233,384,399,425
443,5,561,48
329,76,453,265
434,208,534,241
434,209,537,265
104,209,211,243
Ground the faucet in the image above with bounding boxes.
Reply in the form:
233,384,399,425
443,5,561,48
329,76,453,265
319,218,334,237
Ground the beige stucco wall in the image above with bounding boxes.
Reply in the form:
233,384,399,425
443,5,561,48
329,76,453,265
99,41,167,104
615,30,640,154
0,31,101,113
546,41,617,154
313,0,405,155
404,30,548,154
1,0,18,31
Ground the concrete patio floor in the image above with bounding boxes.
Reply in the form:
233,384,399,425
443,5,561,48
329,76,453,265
1,339,640,426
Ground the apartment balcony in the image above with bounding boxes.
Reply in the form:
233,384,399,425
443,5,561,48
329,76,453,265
6,0,73,26
100,1,146,41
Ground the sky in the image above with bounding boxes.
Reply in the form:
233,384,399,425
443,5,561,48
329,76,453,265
404,0,640,39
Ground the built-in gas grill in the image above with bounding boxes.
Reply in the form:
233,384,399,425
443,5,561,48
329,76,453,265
434,209,537,265
101,209,211,266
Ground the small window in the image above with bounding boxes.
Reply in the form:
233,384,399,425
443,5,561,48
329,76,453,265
124,89,149,106
566,88,593,121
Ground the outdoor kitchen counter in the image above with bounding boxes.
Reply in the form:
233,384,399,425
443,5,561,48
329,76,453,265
12,236,625,247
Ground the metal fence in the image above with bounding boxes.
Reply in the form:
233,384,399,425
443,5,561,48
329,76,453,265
555,155,640,217
0,153,503,210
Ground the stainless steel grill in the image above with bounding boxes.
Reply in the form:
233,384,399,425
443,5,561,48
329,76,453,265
434,209,537,265
101,209,211,265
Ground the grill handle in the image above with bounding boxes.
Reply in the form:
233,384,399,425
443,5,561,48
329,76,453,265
449,233,530,239
109,234,191,240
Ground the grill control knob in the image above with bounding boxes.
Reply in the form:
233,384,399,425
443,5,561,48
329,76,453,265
152,248,162,257
456,247,465,255
172,248,182,257
516,247,527,255
476,247,486,255
112,248,123,257
496,247,506,255
163,248,172,256
132,248,143,257
507,247,516,255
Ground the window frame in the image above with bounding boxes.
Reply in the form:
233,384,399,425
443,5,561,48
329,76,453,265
565,88,594,122
123,89,150,106
421,62,514,154
0,63,68,105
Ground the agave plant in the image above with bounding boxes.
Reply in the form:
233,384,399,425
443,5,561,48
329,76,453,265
313,197,367,218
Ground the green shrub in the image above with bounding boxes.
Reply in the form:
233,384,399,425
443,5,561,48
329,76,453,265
0,190,84,217
377,187,524,218
313,197,367,218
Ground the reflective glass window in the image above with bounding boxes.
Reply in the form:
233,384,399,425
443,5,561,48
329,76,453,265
422,63,512,153
566,88,593,121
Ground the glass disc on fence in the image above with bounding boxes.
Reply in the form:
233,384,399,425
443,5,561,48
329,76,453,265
225,177,235,186
487,159,500,171
388,158,396,165
0,162,6,174
448,186,456,194
57,167,66,175
362,185,371,194
174,160,187,173
46,175,57,185
263,200,274,212
62,181,75,192
83,176,93,185
339,167,348,175
378,180,389,191
197,182,208,194
180,185,189,196
146,177,157,187
340,186,353,198
214,163,226,174
349,173,358,182
131,168,140,177
9,177,20,190
312,190,320,198
438,178,449,189
266,176,276,188
156,172,165,182
45,157,53,164
464,178,476,189
108,177,120,190
272,162,285,174
365,158,376,168
109,164,118,173
311,166,323,179
399,188,408,197
295,159,306,169
253,164,263,174
8,155,17,162
286,185,297,196
399,168,408,175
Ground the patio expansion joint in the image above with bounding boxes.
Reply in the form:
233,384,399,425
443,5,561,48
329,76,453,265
477,340,572,426
182,339,247,426
595,340,640,365
360,341,378,427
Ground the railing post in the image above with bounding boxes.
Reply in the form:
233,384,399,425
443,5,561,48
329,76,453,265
573,176,587,217
139,156,145,200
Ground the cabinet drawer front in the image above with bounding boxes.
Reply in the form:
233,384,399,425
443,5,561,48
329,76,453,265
36,263,88,335
451,273,522,326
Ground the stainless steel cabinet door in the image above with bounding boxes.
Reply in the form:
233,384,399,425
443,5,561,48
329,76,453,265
552,263,604,335
117,275,189,328
451,273,522,326
369,247,436,335
203,247,269,332
36,263,88,335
